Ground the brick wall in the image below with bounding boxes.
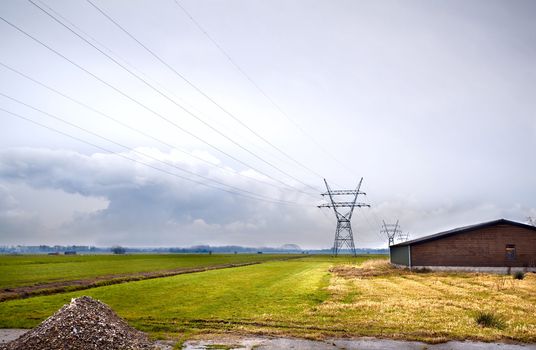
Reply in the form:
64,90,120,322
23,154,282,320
411,224,536,267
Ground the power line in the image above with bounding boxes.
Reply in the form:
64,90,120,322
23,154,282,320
31,0,240,147
27,0,321,195
362,191,384,229
0,106,307,207
173,0,357,176
0,91,305,205
0,61,296,193
0,13,315,198
362,210,384,241
87,0,326,185
25,0,314,193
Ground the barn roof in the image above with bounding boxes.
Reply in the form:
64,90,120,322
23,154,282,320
391,218,536,247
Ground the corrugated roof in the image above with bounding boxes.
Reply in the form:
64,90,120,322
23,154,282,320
391,218,536,247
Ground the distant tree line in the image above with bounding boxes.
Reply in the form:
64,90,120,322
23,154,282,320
110,246,126,254
0,244,388,255
0,245,99,254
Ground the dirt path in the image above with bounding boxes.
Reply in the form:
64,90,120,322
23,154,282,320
3,331,535,349
183,336,536,350
0,261,263,302
0,330,27,344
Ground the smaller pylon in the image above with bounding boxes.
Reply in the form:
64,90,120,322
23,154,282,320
396,231,410,243
380,220,402,246
528,217,536,226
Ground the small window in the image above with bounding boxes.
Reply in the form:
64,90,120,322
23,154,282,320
506,244,516,260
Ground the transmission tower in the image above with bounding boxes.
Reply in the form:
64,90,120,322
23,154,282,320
318,177,370,256
528,217,536,226
380,220,402,246
396,231,410,243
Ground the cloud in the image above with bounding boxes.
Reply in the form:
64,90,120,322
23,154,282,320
0,147,326,246
0,184,18,213
0,184,48,242
0,147,534,248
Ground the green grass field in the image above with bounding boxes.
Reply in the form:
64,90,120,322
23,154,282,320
1,254,535,344
0,255,361,337
0,254,295,289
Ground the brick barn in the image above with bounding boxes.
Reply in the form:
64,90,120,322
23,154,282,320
390,219,536,273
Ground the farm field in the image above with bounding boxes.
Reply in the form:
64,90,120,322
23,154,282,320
1,255,535,344
0,253,295,289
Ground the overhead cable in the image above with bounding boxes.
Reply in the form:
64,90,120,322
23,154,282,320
0,61,297,193
87,0,326,186
173,0,356,176
27,0,321,194
0,106,308,207
0,13,316,198
0,91,307,205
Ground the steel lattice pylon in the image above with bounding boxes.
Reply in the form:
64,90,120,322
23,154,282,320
381,220,402,247
318,178,370,256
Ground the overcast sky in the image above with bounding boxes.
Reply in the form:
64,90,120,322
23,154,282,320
0,0,535,248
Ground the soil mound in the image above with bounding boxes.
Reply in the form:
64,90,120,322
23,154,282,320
1,296,155,350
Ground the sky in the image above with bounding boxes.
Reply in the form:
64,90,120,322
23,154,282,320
0,0,535,248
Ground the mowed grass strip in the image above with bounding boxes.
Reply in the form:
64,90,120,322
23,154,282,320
0,254,297,289
0,256,343,337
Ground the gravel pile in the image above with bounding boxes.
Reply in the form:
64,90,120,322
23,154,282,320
1,296,156,350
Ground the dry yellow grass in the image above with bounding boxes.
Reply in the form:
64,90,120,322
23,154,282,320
321,262,536,342
329,258,401,277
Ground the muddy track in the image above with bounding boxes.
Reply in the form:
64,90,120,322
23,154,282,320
0,256,304,302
